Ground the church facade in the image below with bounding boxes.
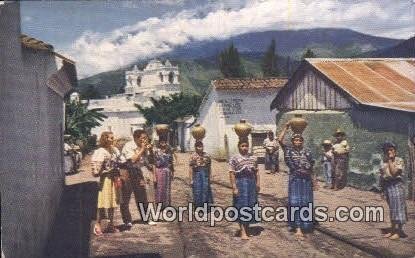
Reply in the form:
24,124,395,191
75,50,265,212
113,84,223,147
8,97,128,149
88,59,180,139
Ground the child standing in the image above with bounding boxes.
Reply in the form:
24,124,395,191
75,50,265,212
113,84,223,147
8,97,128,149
321,140,333,188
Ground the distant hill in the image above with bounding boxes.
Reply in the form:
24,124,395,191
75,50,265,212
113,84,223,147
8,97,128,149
360,37,415,58
169,28,401,59
78,28,401,97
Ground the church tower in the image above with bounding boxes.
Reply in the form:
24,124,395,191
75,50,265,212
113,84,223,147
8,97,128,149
124,59,180,97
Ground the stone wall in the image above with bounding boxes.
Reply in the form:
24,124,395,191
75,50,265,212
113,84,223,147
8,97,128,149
275,109,412,191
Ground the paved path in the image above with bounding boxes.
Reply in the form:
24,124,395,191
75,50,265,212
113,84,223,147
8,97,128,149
65,153,415,258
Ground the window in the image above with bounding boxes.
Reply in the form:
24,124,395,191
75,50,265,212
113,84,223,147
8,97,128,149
168,72,174,83
159,72,164,82
137,77,141,86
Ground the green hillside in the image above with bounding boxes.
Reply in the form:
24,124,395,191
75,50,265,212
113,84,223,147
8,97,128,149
177,59,222,95
78,69,125,98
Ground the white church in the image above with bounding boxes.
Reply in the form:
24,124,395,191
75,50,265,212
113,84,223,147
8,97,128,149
88,59,180,139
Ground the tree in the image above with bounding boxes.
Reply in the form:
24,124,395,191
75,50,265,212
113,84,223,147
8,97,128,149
302,48,316,59
261,39,279,77
219,43,245,78
285,56,291,77
65,100,107,141
136,93,202,126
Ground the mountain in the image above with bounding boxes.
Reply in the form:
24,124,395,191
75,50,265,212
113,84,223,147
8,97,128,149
360,37,415,58
77,28,402,97
168,28,401,59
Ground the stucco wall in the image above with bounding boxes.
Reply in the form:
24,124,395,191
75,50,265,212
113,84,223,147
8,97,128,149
0,2,66,257
193,89,222,157
275,110,412,190
196,88,279,159
90,111,146,139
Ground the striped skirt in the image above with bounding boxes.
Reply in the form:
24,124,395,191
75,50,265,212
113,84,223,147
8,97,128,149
192,167,213,207
155,167,172,207
288,175,314,230
384,180,407,224
233,176,259,224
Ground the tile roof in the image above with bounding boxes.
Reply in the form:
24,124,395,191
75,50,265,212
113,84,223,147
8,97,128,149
20,34,54,51
20,34,75,64
213,78,287,90
307,58,415,112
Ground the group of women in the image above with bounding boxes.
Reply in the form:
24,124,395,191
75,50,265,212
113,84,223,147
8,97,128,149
89,123,408,242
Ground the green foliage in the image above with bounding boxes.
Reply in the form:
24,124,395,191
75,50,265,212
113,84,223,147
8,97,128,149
65,100,107,142
302,48,316,59
178,59,222,95
261,39,280,77
77,69,125,97
285,56,292,77
136,93,202,126
219,43,245,78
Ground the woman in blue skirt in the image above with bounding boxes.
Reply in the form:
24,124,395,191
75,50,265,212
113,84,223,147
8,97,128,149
229,137,260,240
189,141,213,208
380,142,407,240
278,122,318,240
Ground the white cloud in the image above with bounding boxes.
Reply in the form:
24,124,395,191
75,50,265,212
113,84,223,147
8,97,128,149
121,0,186,8
66,0,414,78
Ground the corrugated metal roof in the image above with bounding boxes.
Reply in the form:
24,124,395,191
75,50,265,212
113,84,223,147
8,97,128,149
213,78,287,90
307,58,415,112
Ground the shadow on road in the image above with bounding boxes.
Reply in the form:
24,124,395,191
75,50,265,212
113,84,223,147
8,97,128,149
249,226,265,236
44,181,99,258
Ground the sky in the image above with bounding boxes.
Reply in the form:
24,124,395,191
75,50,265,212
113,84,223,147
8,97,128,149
20,0,415,78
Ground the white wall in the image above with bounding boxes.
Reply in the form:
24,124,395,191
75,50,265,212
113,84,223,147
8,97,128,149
195,88,279,159
0,3,67,257
91,111,146,139
192,90,223,157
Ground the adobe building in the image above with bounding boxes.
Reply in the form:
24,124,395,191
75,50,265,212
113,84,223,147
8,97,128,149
271,58,415,193
0,2,77,257
195,78,287,159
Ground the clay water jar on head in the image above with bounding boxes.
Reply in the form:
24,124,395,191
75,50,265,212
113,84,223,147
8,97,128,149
289,114,308,134
234,119,252,138
155,124,169,136
191,123,206,141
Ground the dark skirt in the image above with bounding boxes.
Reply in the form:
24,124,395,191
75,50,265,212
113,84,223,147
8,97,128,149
265,152,279,171
333,155,348,189
233,175,259,224
288,175,314,230
155,167,172,207
192,167,213,207
384,180,407,224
